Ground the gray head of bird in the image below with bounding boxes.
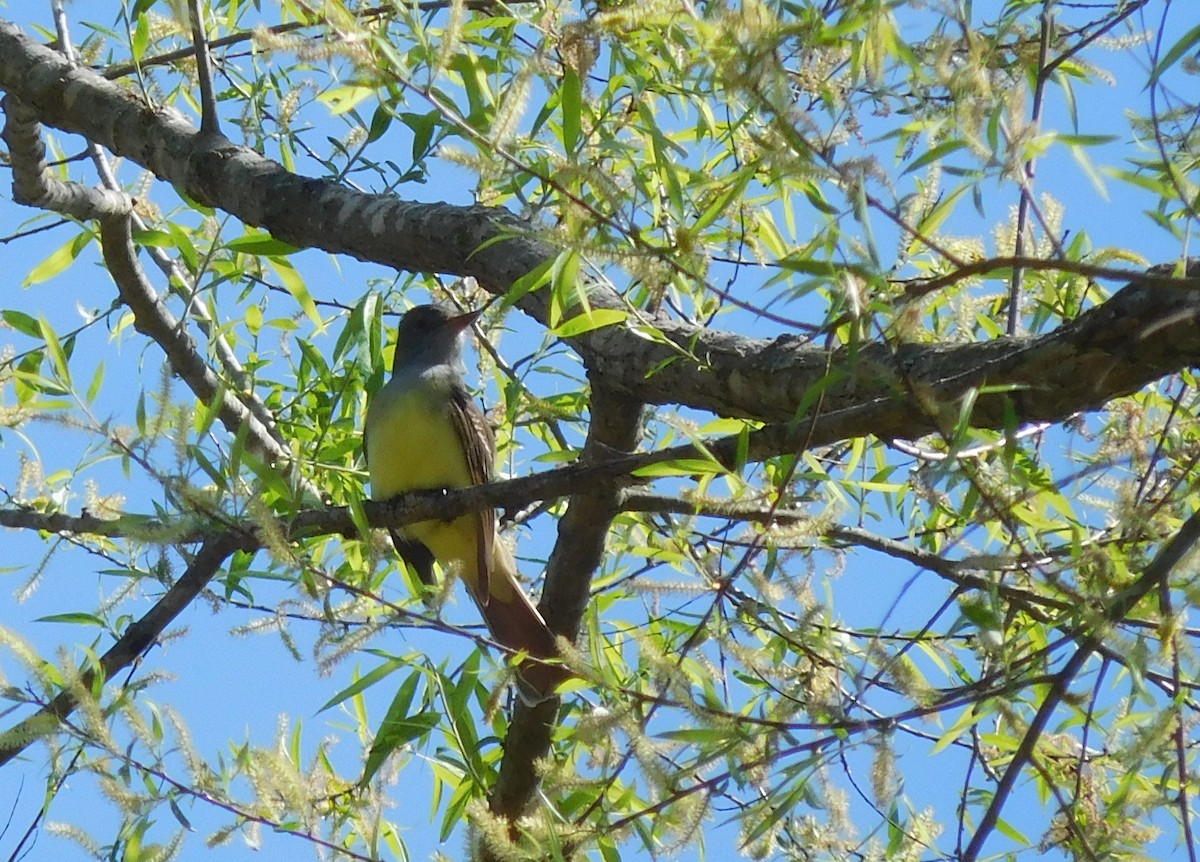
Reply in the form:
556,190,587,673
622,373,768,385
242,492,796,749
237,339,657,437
390,304,481,375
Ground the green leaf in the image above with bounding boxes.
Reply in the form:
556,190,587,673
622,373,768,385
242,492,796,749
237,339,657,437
656,727,739,744
1053,133,1119,147
401,111,440,162
1150,21,1200,86
166,222,200,272
333,293,371,365
931,706,985,755
505,258,554,307
245,304,263,335
36,612,107,627
774,256,844,276
24,234,85,286
742,779,811,846
561,67,582,153
914,184,969,244
14,371,69,399
550,250,582,327
267,256,324,330
193,378,226,440
37,316,71,387
168,796,193,832
130,227,172,247
802,180,840,215
319,85,377,116
439,760,478,841
449,53,495,131
132,12,151,61
1067,141,1109,198
548,308,627,338
367,103,393,144
319,656,410,713
360,678,439,786
226,233,300,256
2,309,41,338
633,458,726,478
902,139,968,174
994,816,1031,845
693,171,752,233
86,361,105,404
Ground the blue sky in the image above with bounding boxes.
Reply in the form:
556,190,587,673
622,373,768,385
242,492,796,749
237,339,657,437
1,1,1197,861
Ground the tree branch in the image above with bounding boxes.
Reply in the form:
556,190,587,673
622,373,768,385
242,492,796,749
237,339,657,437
962,503,1200,861
0,534,242,767
2,60,297,470
4,20,1199,435
98,215,292,464
1,92,129,218
485,383,646,846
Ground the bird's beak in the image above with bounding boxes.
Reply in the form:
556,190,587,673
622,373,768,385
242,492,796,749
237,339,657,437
448,309,481,333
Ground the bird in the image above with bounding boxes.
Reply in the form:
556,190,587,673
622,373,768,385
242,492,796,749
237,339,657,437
363,304,567,703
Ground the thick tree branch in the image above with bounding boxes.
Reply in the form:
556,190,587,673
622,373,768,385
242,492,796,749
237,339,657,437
4,20,1199,435
1,93,129,218
486,383,646,842
0,19,557,304
2,260,1196,543
98,216,292,465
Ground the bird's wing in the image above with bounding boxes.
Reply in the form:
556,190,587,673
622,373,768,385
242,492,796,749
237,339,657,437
389,531,437,586
446,384,569,703
447,382,496,603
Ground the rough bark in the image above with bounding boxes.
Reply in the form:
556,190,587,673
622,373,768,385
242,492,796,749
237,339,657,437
3,19,1197,434
6,12,1200,854
487,384,646,836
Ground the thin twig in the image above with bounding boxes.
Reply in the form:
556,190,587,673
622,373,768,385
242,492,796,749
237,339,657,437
0,534,241,767
187,0,219,133
100,2,543,80
1162,574,1199,862
1007,1,1055,335
962,507,1200,861
902,254,1200,300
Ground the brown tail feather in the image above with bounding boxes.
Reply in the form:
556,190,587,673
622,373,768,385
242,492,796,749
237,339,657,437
473,580,570,703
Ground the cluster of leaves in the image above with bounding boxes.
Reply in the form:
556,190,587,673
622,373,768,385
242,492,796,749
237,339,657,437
2,1,1200,861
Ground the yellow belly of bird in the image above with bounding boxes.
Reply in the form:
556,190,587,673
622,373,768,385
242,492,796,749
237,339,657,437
365,383,478,568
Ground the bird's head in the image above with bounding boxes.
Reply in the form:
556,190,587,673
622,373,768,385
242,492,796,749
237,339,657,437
390,304,481,374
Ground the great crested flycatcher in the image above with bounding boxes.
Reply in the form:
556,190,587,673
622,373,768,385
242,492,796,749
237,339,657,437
364,304,566,702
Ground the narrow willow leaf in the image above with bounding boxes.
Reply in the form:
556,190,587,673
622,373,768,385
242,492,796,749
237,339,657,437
1149,22,1200,86
320,656,409,713
36,612,107,626
561,67,582,153
267,256,323,329
549,307,627,338
24,234,84,286
37,316,71,387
